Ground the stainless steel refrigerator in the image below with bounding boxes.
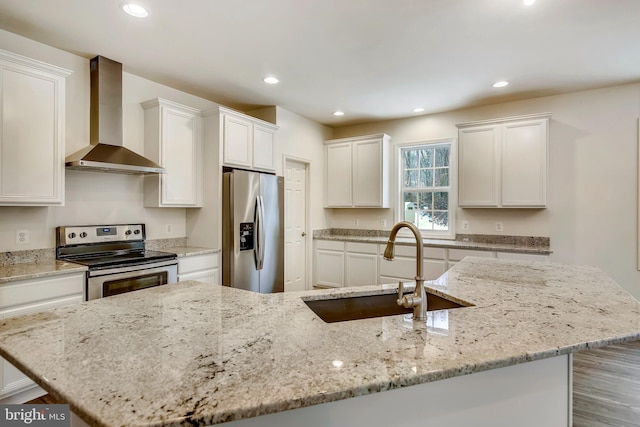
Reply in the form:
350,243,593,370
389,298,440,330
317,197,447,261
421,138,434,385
222,169,284,293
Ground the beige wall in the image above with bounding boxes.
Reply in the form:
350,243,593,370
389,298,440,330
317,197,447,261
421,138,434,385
331,83,640,299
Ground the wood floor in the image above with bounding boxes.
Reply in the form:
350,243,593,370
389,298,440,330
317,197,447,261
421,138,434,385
573,340,640,426
25,341,640,426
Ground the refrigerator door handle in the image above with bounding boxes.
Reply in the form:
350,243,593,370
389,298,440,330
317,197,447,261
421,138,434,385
255,195,266,270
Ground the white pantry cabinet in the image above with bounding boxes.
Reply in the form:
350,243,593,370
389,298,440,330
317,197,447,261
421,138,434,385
457,113,550,208
0,271,84,403
142,98,203,207
0,49,71,206
221,107,278,172
324,134,391,208
178,253,219,286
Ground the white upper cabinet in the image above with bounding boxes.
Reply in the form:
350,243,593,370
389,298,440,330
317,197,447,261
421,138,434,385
221,107,277,172
0,49,71,206
142,98,203,207
324,134,391,208
457,113,550,208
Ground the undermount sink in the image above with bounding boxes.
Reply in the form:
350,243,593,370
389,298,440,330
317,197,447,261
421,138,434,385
304,291,469,323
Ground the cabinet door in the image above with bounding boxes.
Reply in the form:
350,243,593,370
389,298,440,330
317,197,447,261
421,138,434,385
0,272,83,402
0,53,70,206
223,114,252,168
501,119,547,207
345,243,378,287
458,125,500,207
161,107,202,206
315,250,344,288
253,124,275,171
352,139,386,207
325,143,353,207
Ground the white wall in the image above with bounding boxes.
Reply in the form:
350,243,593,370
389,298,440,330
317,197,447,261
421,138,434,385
273,106,333,232
331,83,640,299
0,29,218,251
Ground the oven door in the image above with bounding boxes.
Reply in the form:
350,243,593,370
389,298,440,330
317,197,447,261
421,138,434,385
86,260,178,301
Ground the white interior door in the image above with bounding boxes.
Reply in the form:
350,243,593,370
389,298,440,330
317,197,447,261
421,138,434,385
284,159,308,292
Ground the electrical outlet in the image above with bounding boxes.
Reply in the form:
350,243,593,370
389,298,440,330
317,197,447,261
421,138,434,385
462,220,469,231
354,219,359,226
495,222,504,232
381,219,387,227
16,229,30,244
166,224,172,233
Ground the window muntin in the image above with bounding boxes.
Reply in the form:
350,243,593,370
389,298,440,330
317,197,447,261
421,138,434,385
400,143,452,233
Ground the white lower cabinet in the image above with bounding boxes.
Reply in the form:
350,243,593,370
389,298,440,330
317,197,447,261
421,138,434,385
314,240,345,288
178,253,219,285
345,243,378,287
379,245,446,285
313,240,549,289
0,272,84,403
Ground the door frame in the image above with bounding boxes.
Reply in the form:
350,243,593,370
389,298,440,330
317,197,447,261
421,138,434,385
283,154,312,290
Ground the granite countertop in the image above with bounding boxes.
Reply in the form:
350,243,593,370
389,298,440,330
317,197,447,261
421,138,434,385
0,257,638,426
163,246,219,257
0,261,87,284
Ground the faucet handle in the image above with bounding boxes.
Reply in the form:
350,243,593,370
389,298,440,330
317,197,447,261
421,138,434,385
397,281,404,305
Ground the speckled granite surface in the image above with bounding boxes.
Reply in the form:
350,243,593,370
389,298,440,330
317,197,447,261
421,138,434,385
314,228,552,255
164,246,219,257
0,260,87,284
0,248,56,266
0,257,637,427
145,237,188,251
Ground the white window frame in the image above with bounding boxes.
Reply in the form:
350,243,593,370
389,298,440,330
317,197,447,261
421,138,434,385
394,138,457,240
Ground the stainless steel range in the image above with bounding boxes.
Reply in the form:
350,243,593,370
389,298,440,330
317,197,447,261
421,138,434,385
56,224,178,300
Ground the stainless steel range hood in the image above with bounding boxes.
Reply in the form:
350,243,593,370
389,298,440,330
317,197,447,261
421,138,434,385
65,56,165,175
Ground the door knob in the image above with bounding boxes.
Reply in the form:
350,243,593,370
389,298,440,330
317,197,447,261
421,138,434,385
301,232,306,237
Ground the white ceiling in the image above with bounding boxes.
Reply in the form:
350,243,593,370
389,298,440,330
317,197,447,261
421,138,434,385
1,0,639,126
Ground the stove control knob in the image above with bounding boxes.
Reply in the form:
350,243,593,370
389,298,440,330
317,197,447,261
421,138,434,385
125,230,132,236
79,232,88,238
68,232,76,239
133,229,141,235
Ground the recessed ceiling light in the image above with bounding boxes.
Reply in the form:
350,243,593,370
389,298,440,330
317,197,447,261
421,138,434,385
492,81,509,88
122,3,149,18
333,111,345,116
263,76,279,85
523,0,535,5
413,107,425,113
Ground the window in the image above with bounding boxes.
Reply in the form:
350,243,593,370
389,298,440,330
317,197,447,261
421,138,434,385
398,140,456,238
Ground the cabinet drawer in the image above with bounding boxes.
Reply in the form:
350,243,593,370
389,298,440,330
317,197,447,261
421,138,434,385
315,240,345,251
0,273,84,311
178,254,218,274
448,249,495,261
345,242,377,254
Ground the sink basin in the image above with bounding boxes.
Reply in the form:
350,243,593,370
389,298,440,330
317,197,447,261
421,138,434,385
304,291,468,323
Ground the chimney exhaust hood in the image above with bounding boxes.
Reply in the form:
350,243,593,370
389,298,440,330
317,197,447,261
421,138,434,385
65,56,165,175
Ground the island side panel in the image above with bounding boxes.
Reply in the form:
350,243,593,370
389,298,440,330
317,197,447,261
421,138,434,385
221,355,571,427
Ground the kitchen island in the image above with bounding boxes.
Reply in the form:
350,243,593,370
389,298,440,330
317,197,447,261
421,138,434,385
0,257,638,426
